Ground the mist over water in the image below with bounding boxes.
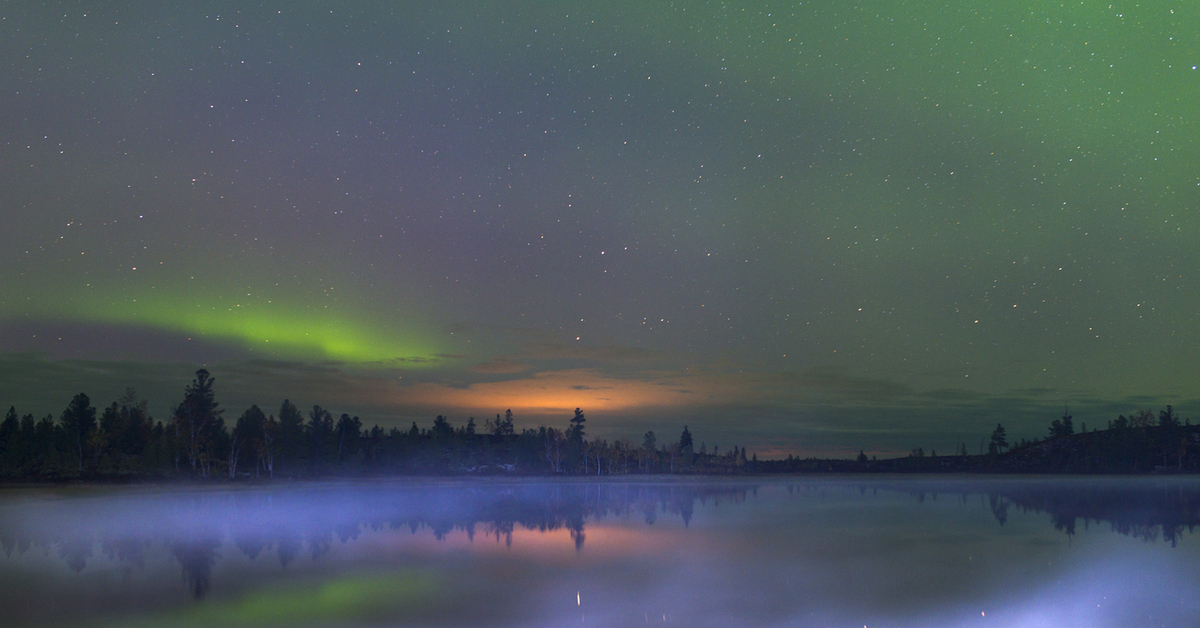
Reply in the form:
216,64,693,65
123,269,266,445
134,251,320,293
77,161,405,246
2,477,1199,627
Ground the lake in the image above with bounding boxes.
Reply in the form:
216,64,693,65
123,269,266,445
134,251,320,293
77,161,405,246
1,476,1198,627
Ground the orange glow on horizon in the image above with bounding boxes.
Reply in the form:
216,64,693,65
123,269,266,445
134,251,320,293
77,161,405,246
378,364,905,425
397,368,717,416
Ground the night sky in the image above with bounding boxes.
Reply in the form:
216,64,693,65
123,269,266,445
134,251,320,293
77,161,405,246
3,2,1198,457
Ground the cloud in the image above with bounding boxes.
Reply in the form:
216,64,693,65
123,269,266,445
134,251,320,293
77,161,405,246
0,320,244,364
752,367,914,404
397,369,687,417
0,352,202,419
0,353,412,425
519,343,664,363
442,322,544,338
390,364,918,424
919,388,985,402
1011,387,1059,398
468,359,534,374
457,340,669,379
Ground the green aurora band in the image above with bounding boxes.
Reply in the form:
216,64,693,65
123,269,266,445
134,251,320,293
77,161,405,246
20,290,444,365
103,303,439,364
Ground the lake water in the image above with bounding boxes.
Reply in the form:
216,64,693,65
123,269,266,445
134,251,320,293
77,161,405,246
1,476,1198,627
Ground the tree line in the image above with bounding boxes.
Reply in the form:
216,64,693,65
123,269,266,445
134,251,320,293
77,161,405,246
987,407,1200,473
0,369,755,480
786,407,1200,474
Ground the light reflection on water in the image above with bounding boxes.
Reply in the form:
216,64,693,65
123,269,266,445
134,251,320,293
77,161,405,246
2,477,1199,627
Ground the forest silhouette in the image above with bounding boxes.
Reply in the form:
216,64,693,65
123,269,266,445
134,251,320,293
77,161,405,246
2,370,1198,480
1,370,754,480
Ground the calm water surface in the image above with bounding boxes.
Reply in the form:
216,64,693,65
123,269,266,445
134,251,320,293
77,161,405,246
1,476,1198,627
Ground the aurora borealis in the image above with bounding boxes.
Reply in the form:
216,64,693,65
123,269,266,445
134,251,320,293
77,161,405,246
2,2,1198,457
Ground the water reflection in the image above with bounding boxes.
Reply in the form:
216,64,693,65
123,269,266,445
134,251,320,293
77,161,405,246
867,477,1200,546
0,480,750,600
1,477,1199,627
171,536,220,599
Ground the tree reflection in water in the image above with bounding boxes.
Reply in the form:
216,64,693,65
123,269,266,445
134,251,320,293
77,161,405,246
1,478,1199,602
0,481,752,598
874,477,1200,546
170,537,220,599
